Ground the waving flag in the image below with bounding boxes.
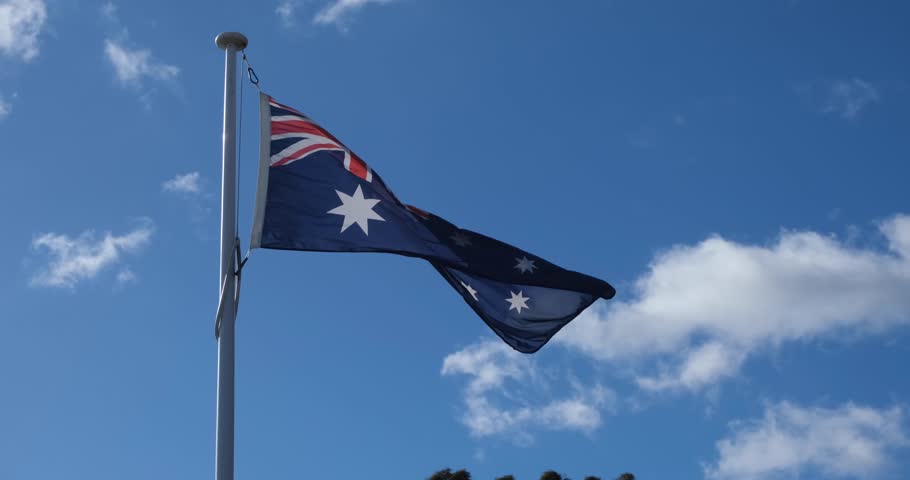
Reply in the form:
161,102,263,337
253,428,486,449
251,93,615,353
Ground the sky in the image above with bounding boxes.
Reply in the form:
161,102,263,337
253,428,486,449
1,1,909,479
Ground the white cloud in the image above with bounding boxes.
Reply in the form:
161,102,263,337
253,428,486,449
104,38,179,87
0,0,46,61
0,93,10,119
556,214,910,391
100,1,117,22
314,0,394,28
162,171,201,194
115,267,136,285
276,0,298,26
635,342,745,392
442,340,614,442
705,401,909,480
163,171,212,233
30,221,153,288
824,79,879,120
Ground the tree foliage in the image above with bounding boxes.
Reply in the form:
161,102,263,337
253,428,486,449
428,469,453,480
427,468,631,480
539,471,563,480
449,469,471,480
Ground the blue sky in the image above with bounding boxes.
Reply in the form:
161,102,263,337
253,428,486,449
2,1,910,479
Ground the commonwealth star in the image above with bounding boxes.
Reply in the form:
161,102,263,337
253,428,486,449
514,256,537,274
327,185,385,235
506,290,530,314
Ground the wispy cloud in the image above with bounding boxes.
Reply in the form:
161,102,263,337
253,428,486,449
705,401,909,480
275,0,299,27
556,214,910,392
442,340,614,443
162,171,212,237
115,267,137,286
314,0,395,29
100,1,117,22
104,39,179,87
162,172,202,195
0,92,11,119
823,78,879,120
30,220,154,288
100,3,178,108
0,0,47,62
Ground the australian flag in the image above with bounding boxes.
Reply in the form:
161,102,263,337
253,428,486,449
251,93,615,353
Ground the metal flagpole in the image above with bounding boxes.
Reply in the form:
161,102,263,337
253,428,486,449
215,31,247,480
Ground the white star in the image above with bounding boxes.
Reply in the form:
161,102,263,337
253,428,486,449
326,185,385,235
514,256,537,274
451,231,472,247
506,290,530,314
460,281,479,301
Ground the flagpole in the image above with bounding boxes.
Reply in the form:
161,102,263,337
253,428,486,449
215,31,247,480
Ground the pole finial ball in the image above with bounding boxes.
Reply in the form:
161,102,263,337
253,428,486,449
215,32,248,50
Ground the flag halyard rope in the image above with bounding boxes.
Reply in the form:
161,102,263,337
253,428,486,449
215,51,261,339
237,51,244,249
215,237,247,339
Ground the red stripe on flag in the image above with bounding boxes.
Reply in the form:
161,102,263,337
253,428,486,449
347,154,369,180
271,120,327,137
269,98,307,117
271,120,349,148
405,205,431,219
272,143,343,166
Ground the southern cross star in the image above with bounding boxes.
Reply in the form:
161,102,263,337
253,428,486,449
514,256,537,274
450,231,472,247
460,281,479,301
327,185,385,235
506,290,530,314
